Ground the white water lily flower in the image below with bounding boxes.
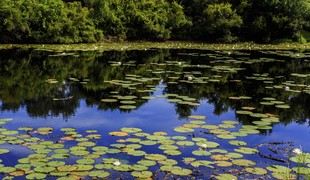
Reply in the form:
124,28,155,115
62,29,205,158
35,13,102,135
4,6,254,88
113,161,121,166
292,148,302,155
201,144,207,149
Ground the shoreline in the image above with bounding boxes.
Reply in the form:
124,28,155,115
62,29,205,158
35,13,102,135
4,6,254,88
0,41,310,51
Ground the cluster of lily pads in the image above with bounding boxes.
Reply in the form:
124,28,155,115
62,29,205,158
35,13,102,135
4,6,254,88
1,113,310,179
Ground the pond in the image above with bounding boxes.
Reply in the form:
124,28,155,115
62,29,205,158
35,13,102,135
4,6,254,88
0,48,309,179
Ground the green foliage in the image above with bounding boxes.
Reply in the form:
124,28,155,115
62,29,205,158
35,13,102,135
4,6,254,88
203,3,243,42
0,0,310,43
0,0,102,43
243,0,310,42
92,0,127,40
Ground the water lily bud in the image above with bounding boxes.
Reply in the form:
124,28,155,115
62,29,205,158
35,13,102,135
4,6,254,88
113,161,121,166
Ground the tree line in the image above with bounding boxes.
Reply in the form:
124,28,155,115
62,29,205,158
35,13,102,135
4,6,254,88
0,0,310,44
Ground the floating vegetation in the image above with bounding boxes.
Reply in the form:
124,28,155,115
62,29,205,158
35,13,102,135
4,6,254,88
0,48,310,179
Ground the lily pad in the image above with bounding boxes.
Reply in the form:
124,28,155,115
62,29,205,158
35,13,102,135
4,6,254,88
245,167,268,175
145,154,167,161
171,167,192,176
89,170,110,178
192,150,211,156
229,140,247,146
232,159,256,167
25,173,46,180
174,127,194,133
188,115,206,120
121,127,142,133
0,148,10,154
214,173,238,180
109,131,129,137
131,171,153,178
234,147,258,154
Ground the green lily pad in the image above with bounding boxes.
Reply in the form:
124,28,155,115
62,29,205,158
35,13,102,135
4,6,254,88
15,164,31,170
101,99,118,102
0,167,16,173
77,141,96,147
147,135,167,141
266,165,291,173
131,171,153,178
34,166,55,173
164,149,182,156
121,127,142,133
272,172,296,180
57,165,77,172
192,150,211,156
0,148,10,154
133,132,150,137
139,140,157,146
0,118,13,122
218,124,235,128
217,134,236,139
131,164,148,171
229,140,247,146
188,115,206,120
92,146,109,152
26,173,46,179
137,160,156,167
105,148,121,154
54,149,69,154
49,171,69,177
209,149,228,154
51,153,70,159
232,159,256,167
158,159,178,166
215,161,233,167
76,158,95,165
239,128,260,134
174,127,194,133
171,167,192,176
236,110,253,115
160,165,173,172
176,141,195,146
119,105,137,109
172,136,187,140
191,160,214,168
89,170,110,178
275,105,290,109
245,167,268,175
127,150,146,156
47,161,66,167
158,145,178,150
234,147,258,154
211,154,230,161
1,130,19,135
214,173,238,180
227,152,243,159
145,154,167,161
76,164,94,171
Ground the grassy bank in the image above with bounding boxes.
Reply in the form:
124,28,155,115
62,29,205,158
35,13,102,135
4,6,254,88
0,41,310,51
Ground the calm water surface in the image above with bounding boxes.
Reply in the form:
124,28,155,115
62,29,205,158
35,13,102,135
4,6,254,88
0,48,309,179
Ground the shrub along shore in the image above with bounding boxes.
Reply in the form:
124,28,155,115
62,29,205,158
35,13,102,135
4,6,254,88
0,0,310,44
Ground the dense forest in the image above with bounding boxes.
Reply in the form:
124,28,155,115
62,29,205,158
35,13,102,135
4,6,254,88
0,0,310,43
